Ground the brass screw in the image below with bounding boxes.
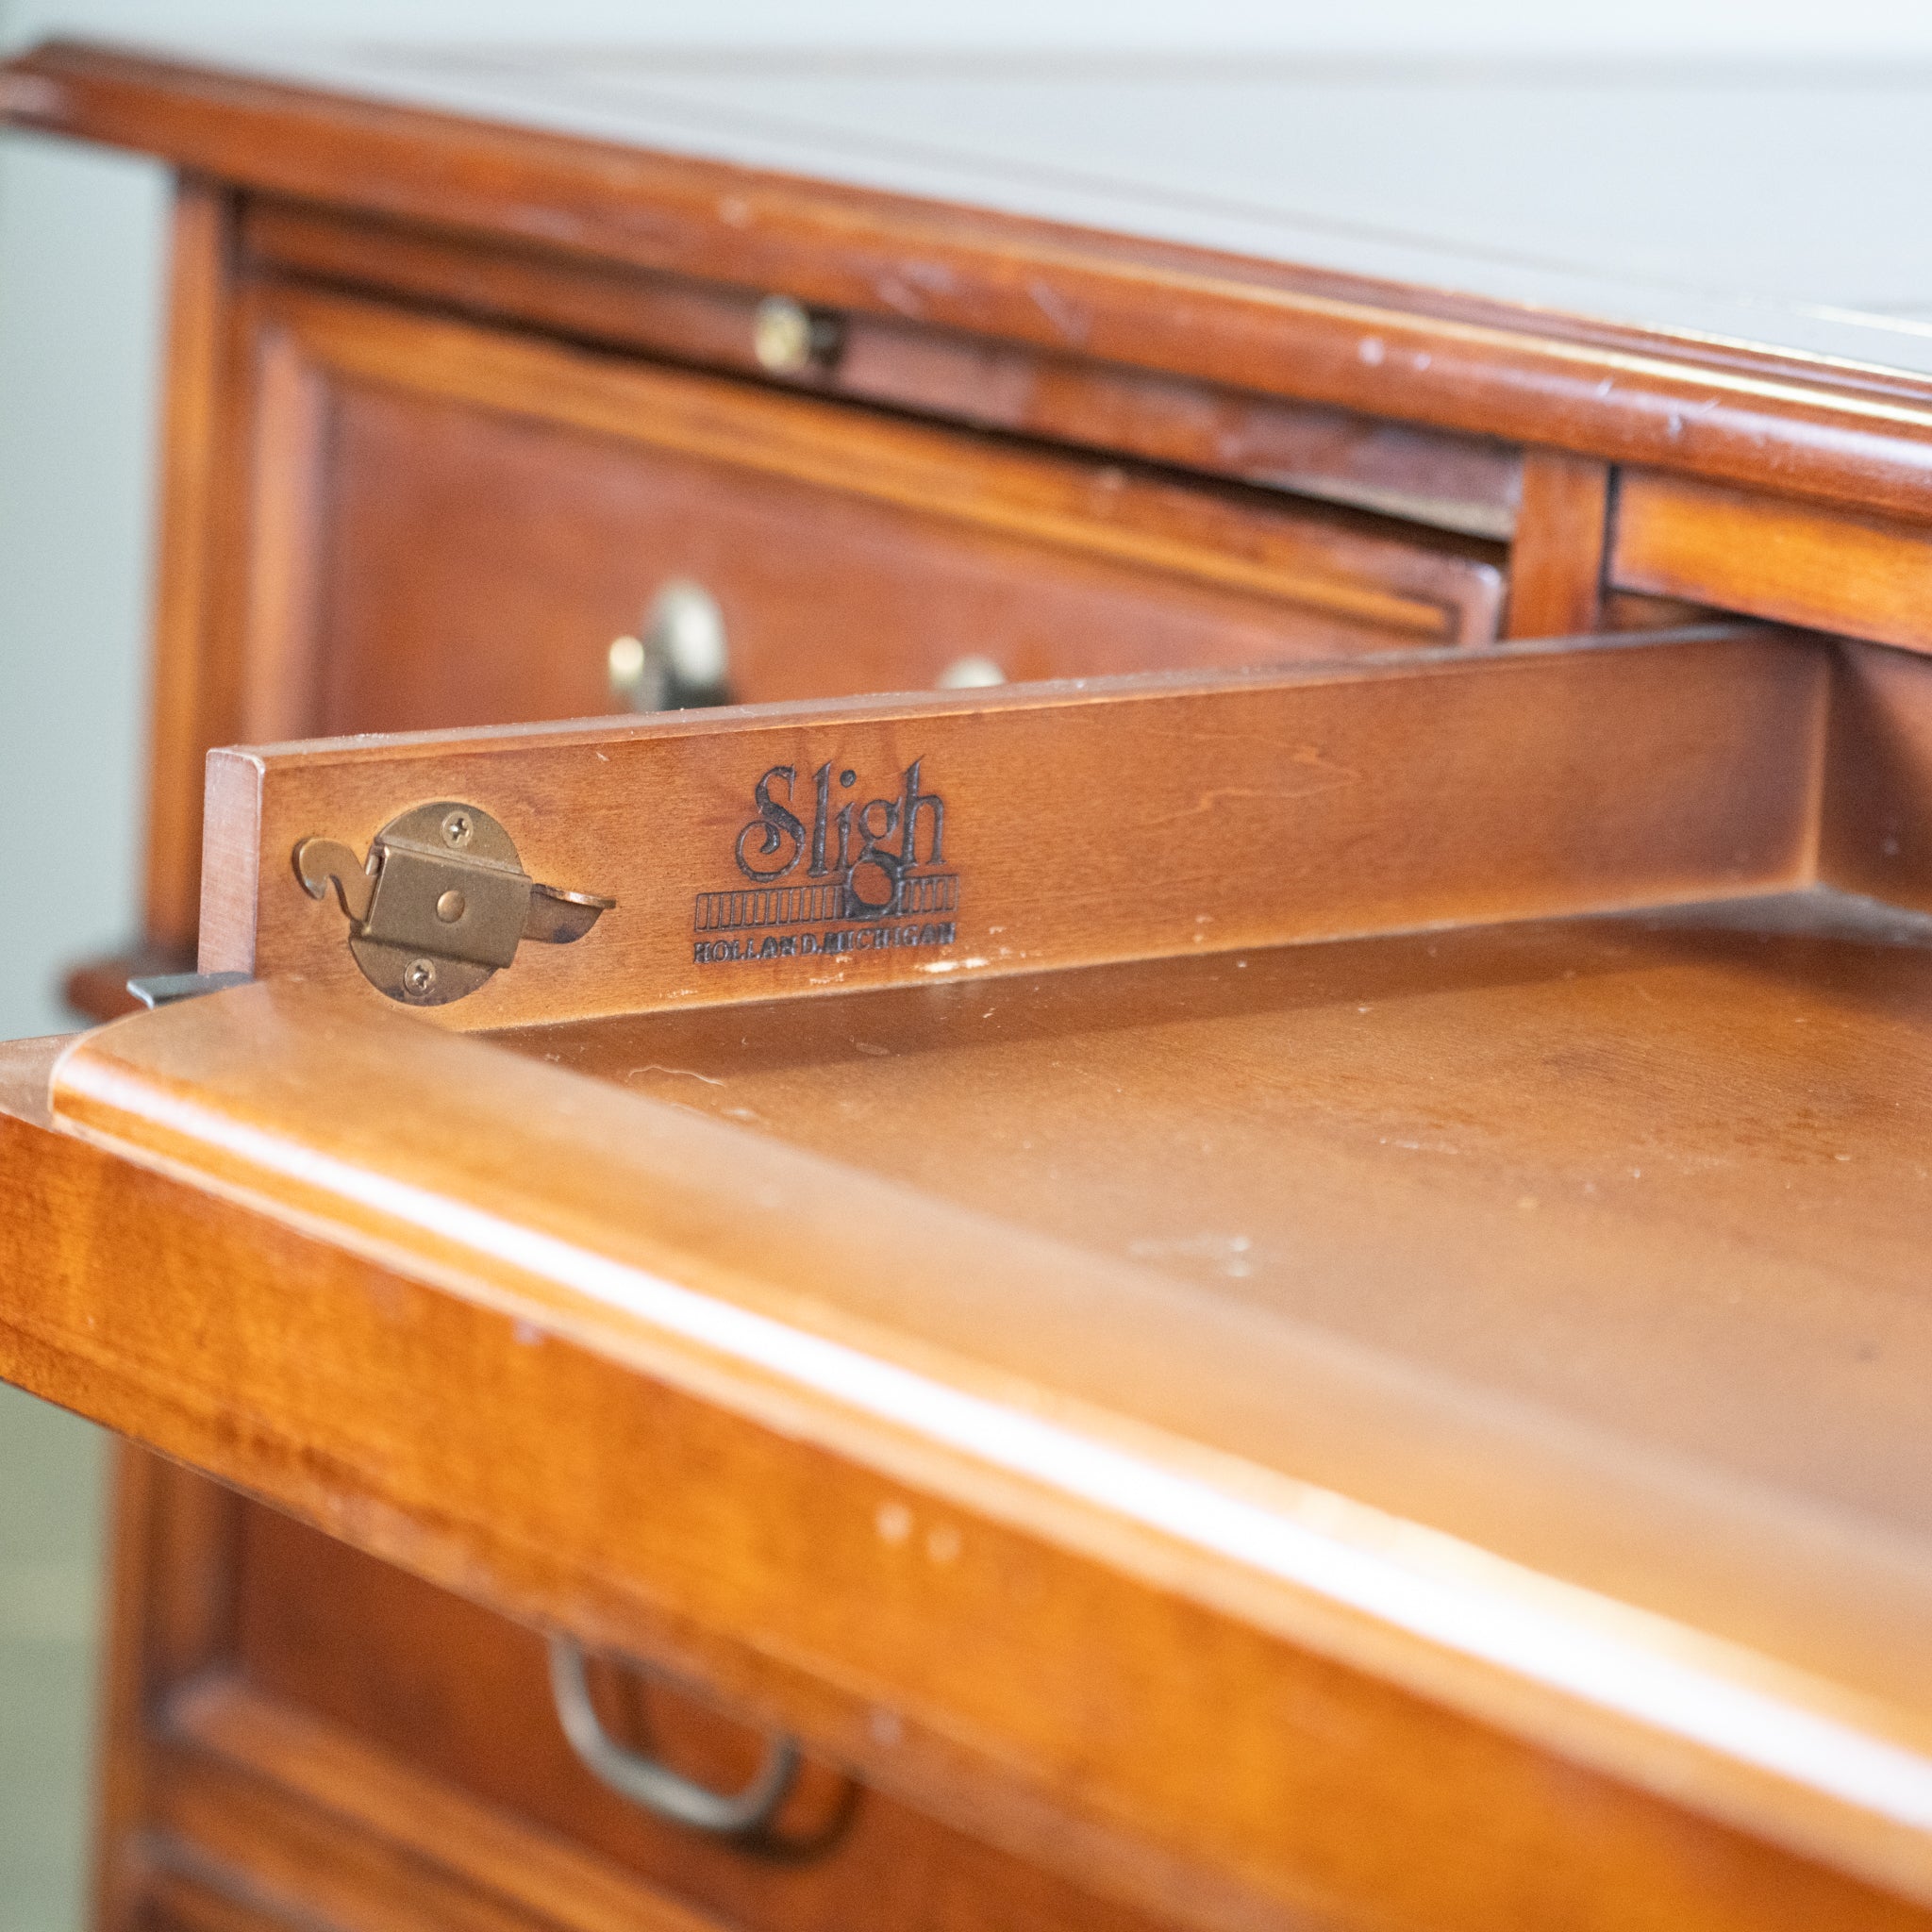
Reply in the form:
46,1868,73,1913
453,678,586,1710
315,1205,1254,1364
441,810,474,848
435,889,467,924
403,958,438,996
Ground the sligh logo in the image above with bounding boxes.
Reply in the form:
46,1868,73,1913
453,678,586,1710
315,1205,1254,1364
692,760,958,965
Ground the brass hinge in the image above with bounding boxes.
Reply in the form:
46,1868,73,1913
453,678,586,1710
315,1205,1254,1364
293,801,614,1006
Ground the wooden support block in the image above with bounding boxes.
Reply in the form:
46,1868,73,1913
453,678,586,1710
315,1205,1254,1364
1505,449,1612,638
196,627,1825,1030
1822,639,1932,908
1612,471,1932,655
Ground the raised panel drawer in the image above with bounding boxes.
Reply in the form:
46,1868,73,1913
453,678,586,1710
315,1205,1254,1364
187,1498,1170,1932
235,284,1507,746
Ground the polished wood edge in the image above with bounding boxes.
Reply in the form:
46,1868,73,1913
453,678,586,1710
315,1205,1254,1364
37,980,1932,1908
143,1731,626,1932
151,1658,1282,1932
0,1104,1382,1932
6,1102,1924,1925
140,1713,1228,1932
8,41,1932,522
213,625,1766,762
142,179,240,954
192,625,1824,1029
239,194,1525,542
148,1870,336,1932
131,1861,308,1932
157,1664,1252,1932
0,1035,69,1128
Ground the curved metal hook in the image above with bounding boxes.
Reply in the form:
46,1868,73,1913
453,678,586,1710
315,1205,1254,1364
292,836,375,924
547,1636,802,1836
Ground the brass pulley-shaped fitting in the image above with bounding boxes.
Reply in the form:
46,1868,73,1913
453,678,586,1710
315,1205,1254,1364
293,801,614,1007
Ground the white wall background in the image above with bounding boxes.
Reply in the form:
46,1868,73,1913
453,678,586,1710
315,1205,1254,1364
2,4,1930,1928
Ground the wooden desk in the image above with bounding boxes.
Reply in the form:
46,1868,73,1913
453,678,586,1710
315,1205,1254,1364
6,40,1932,1932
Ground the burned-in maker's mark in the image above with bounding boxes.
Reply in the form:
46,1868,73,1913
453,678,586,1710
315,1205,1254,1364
693,758,957,965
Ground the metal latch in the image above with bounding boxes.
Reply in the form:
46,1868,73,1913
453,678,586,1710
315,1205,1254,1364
293,800,614,1006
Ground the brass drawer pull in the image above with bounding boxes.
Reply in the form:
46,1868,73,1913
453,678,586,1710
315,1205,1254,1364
548,1636,802,1835
936,654,1006,690
752,293,843,375
608,580,733,712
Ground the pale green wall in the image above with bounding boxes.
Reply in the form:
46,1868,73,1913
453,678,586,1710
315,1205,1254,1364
0,1391,104,1932
0,4,158,1924
0,136,162,1045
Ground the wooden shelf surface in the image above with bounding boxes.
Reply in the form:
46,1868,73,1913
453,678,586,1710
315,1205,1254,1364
15,886,1932,1910
497,890,1932,1577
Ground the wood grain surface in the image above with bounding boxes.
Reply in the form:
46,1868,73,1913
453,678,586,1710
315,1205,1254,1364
259,285,1506,645
0,1090,1883,1932
15,34,1932,1930
1824,641,1932,910
215,1505,1169,1932
276,303,1501,740
240,197,1524,542
1506,448,1611,638
1613,471,1932,658
195,626,1823,1030
141,179,239,954
20,938,1932,1924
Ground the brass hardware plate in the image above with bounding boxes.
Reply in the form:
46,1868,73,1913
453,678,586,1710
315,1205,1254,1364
293,801,614,1006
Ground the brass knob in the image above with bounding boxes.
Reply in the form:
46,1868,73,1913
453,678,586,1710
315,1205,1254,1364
937,655,1007,690
609,581,733,711
753,294,842,375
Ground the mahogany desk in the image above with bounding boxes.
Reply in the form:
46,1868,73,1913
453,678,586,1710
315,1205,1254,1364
5,41,1932,1932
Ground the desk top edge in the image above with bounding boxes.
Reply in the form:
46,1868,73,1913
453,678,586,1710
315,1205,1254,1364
9,38,1932,520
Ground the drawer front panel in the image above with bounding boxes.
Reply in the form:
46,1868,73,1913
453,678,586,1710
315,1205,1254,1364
229,1502,1168,1932
235,286,1505,745
241,197,1527,544
314,379,1440,735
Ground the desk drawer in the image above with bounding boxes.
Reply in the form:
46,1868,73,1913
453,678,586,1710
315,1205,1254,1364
191,1498,1169,1932
232,284,1506,745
